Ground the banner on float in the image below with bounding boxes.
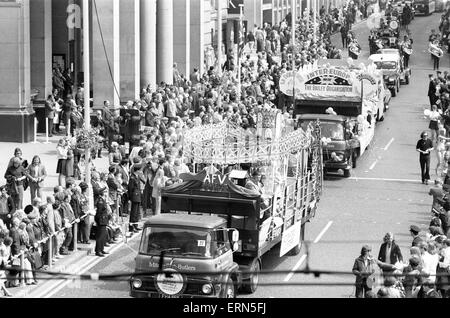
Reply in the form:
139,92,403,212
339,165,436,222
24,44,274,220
279,67,360,98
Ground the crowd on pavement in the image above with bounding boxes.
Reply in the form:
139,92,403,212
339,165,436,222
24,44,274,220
351,31,450,297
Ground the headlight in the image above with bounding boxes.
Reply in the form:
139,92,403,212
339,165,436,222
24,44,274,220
202,283,213,295
132,278,142,289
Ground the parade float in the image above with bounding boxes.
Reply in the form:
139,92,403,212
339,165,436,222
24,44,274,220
130,108,323,298
279,58,385,177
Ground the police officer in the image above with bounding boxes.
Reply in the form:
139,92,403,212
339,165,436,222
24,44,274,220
94,188,110,257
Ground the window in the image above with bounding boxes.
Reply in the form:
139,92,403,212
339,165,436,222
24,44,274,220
140,226,212,258
300,121,344,141
373,61,397,70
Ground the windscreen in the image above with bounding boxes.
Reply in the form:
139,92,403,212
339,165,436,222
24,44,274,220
300,120,344,140
140,226,212,258
374,61,397,70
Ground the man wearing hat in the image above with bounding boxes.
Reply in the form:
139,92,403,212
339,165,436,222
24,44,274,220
410,225,424,247
94,188,110,257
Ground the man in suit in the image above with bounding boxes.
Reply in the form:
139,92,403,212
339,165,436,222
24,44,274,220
410,225,424,247
94,189,110,257
378,232,403,276
428,75,438,108
45,95,56,136
117,159,130,216
102,100,113,149
128,164,142,233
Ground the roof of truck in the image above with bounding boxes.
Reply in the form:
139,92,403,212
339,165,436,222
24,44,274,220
369,54,400,62
144,214,227,229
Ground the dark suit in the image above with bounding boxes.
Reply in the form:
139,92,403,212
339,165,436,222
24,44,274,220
94,196,109,254
117,164,129,216
378,241,403,265
128,172,141,231
428,80,437,107
352,256,375,298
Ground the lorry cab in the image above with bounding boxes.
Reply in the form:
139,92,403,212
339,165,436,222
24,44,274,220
369,52,411,97
130,214,240,298
297,113,372,178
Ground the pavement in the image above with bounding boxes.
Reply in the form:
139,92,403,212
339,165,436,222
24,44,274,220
4,13,448,299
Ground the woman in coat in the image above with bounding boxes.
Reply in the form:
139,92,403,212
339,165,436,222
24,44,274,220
4,158,27,210
26,155,47,201
128,164,142,233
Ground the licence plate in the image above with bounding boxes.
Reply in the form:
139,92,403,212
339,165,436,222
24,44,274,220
160,294,181,298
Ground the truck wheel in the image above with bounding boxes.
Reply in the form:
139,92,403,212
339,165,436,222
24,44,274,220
241,258,260,294
344,168,351,178
391,88,397,97
222,277,236,298
406,76,410,85
396,82,400,93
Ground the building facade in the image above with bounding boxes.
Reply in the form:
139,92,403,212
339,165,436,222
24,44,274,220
0,0,338,142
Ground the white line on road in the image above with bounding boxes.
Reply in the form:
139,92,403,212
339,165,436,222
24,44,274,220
383,138,395,151
283,255,306,282
349,177,419,183
369,160,378,170
284,221,333,282
313,221,334,244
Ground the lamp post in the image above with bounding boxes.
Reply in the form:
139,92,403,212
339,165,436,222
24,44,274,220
237,3,244,102
217,0,223,77
83,0,93,211
313,0,317,43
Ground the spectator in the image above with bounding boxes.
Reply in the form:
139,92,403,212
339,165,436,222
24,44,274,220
45,94,56,137
4,158,27,210
377,232,403,277
109,142,123,166
352,245,376,298
56,191,75,255
94,189,110,257
128,164,142,233
0,185,15,229
26,155,47,201
56,138,69,187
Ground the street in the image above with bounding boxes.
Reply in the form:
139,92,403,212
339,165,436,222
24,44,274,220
34,12,448,299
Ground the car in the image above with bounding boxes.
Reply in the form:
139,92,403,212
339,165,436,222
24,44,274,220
369,53,411,97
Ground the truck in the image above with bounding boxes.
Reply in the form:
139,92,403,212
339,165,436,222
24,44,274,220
291,60,381,178
130,110,323,298
369,51,411,97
